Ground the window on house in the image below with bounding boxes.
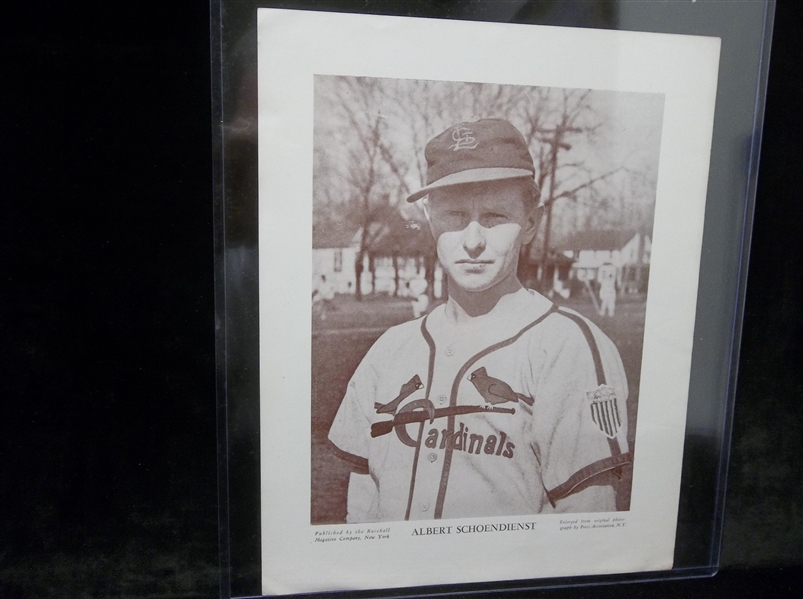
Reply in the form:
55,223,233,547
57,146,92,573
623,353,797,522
334,249,342,272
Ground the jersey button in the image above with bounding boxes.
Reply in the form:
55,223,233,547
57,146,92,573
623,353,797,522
437,394,447,405
427,452,438,463
420,502,429,512
444,347,454,357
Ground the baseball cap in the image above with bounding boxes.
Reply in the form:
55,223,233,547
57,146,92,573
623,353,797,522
406,118,536,203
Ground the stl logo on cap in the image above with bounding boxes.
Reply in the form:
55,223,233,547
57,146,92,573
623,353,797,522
449,126,478,151
405,118,537,202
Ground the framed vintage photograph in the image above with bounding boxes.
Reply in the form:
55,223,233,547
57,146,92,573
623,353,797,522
213,2,774,597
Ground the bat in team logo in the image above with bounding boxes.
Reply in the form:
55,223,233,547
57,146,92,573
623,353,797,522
370,404,516,438
468,367,534,406
374,374,424,415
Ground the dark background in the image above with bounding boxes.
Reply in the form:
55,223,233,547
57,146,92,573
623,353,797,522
2,1,802,597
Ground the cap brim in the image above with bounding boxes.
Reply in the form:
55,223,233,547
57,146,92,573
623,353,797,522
406,167,534,203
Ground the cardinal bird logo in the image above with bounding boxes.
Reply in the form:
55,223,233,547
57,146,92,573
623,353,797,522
468,367,534,407
374,374,424,415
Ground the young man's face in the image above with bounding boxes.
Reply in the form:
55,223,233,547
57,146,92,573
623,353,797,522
427,180,540,295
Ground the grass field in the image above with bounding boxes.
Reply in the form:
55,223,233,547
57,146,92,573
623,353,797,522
311,292,646,524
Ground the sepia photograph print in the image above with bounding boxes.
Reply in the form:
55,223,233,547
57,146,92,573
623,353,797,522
257,8,721,594
312,76,662,525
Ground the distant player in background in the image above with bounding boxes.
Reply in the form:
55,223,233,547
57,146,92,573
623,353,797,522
328,119,631,522
598,262,617,317
312,274,335,322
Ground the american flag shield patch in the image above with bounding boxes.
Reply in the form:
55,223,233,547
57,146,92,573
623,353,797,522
587,384,621,439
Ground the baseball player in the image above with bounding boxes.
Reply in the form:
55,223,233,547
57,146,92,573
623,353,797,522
328,118,631,522
597,262,617,317
312,274,335,322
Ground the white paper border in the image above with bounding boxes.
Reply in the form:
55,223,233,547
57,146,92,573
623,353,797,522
256,8,720,595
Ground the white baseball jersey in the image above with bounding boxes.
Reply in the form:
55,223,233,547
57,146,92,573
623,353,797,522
598,264,617,299
328,288,630,522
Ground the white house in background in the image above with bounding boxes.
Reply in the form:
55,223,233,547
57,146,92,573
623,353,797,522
312,226,358,295
560,229,651,294
312,219,442,297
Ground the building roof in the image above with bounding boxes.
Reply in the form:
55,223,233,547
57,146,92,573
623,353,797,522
369,213,433,256
526,246,575,265
558,229,648,252
312,222,360,249
313,212,433,256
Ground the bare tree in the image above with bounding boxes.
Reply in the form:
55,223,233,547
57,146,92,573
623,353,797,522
516,88,624,282
320,77,405,300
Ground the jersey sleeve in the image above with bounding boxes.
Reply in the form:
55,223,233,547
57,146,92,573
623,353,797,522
530,312,631,511
327,345,380,474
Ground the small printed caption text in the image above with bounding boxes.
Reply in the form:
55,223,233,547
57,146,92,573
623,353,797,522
313,517,626,544
314,528,390,543
559,516,627,531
